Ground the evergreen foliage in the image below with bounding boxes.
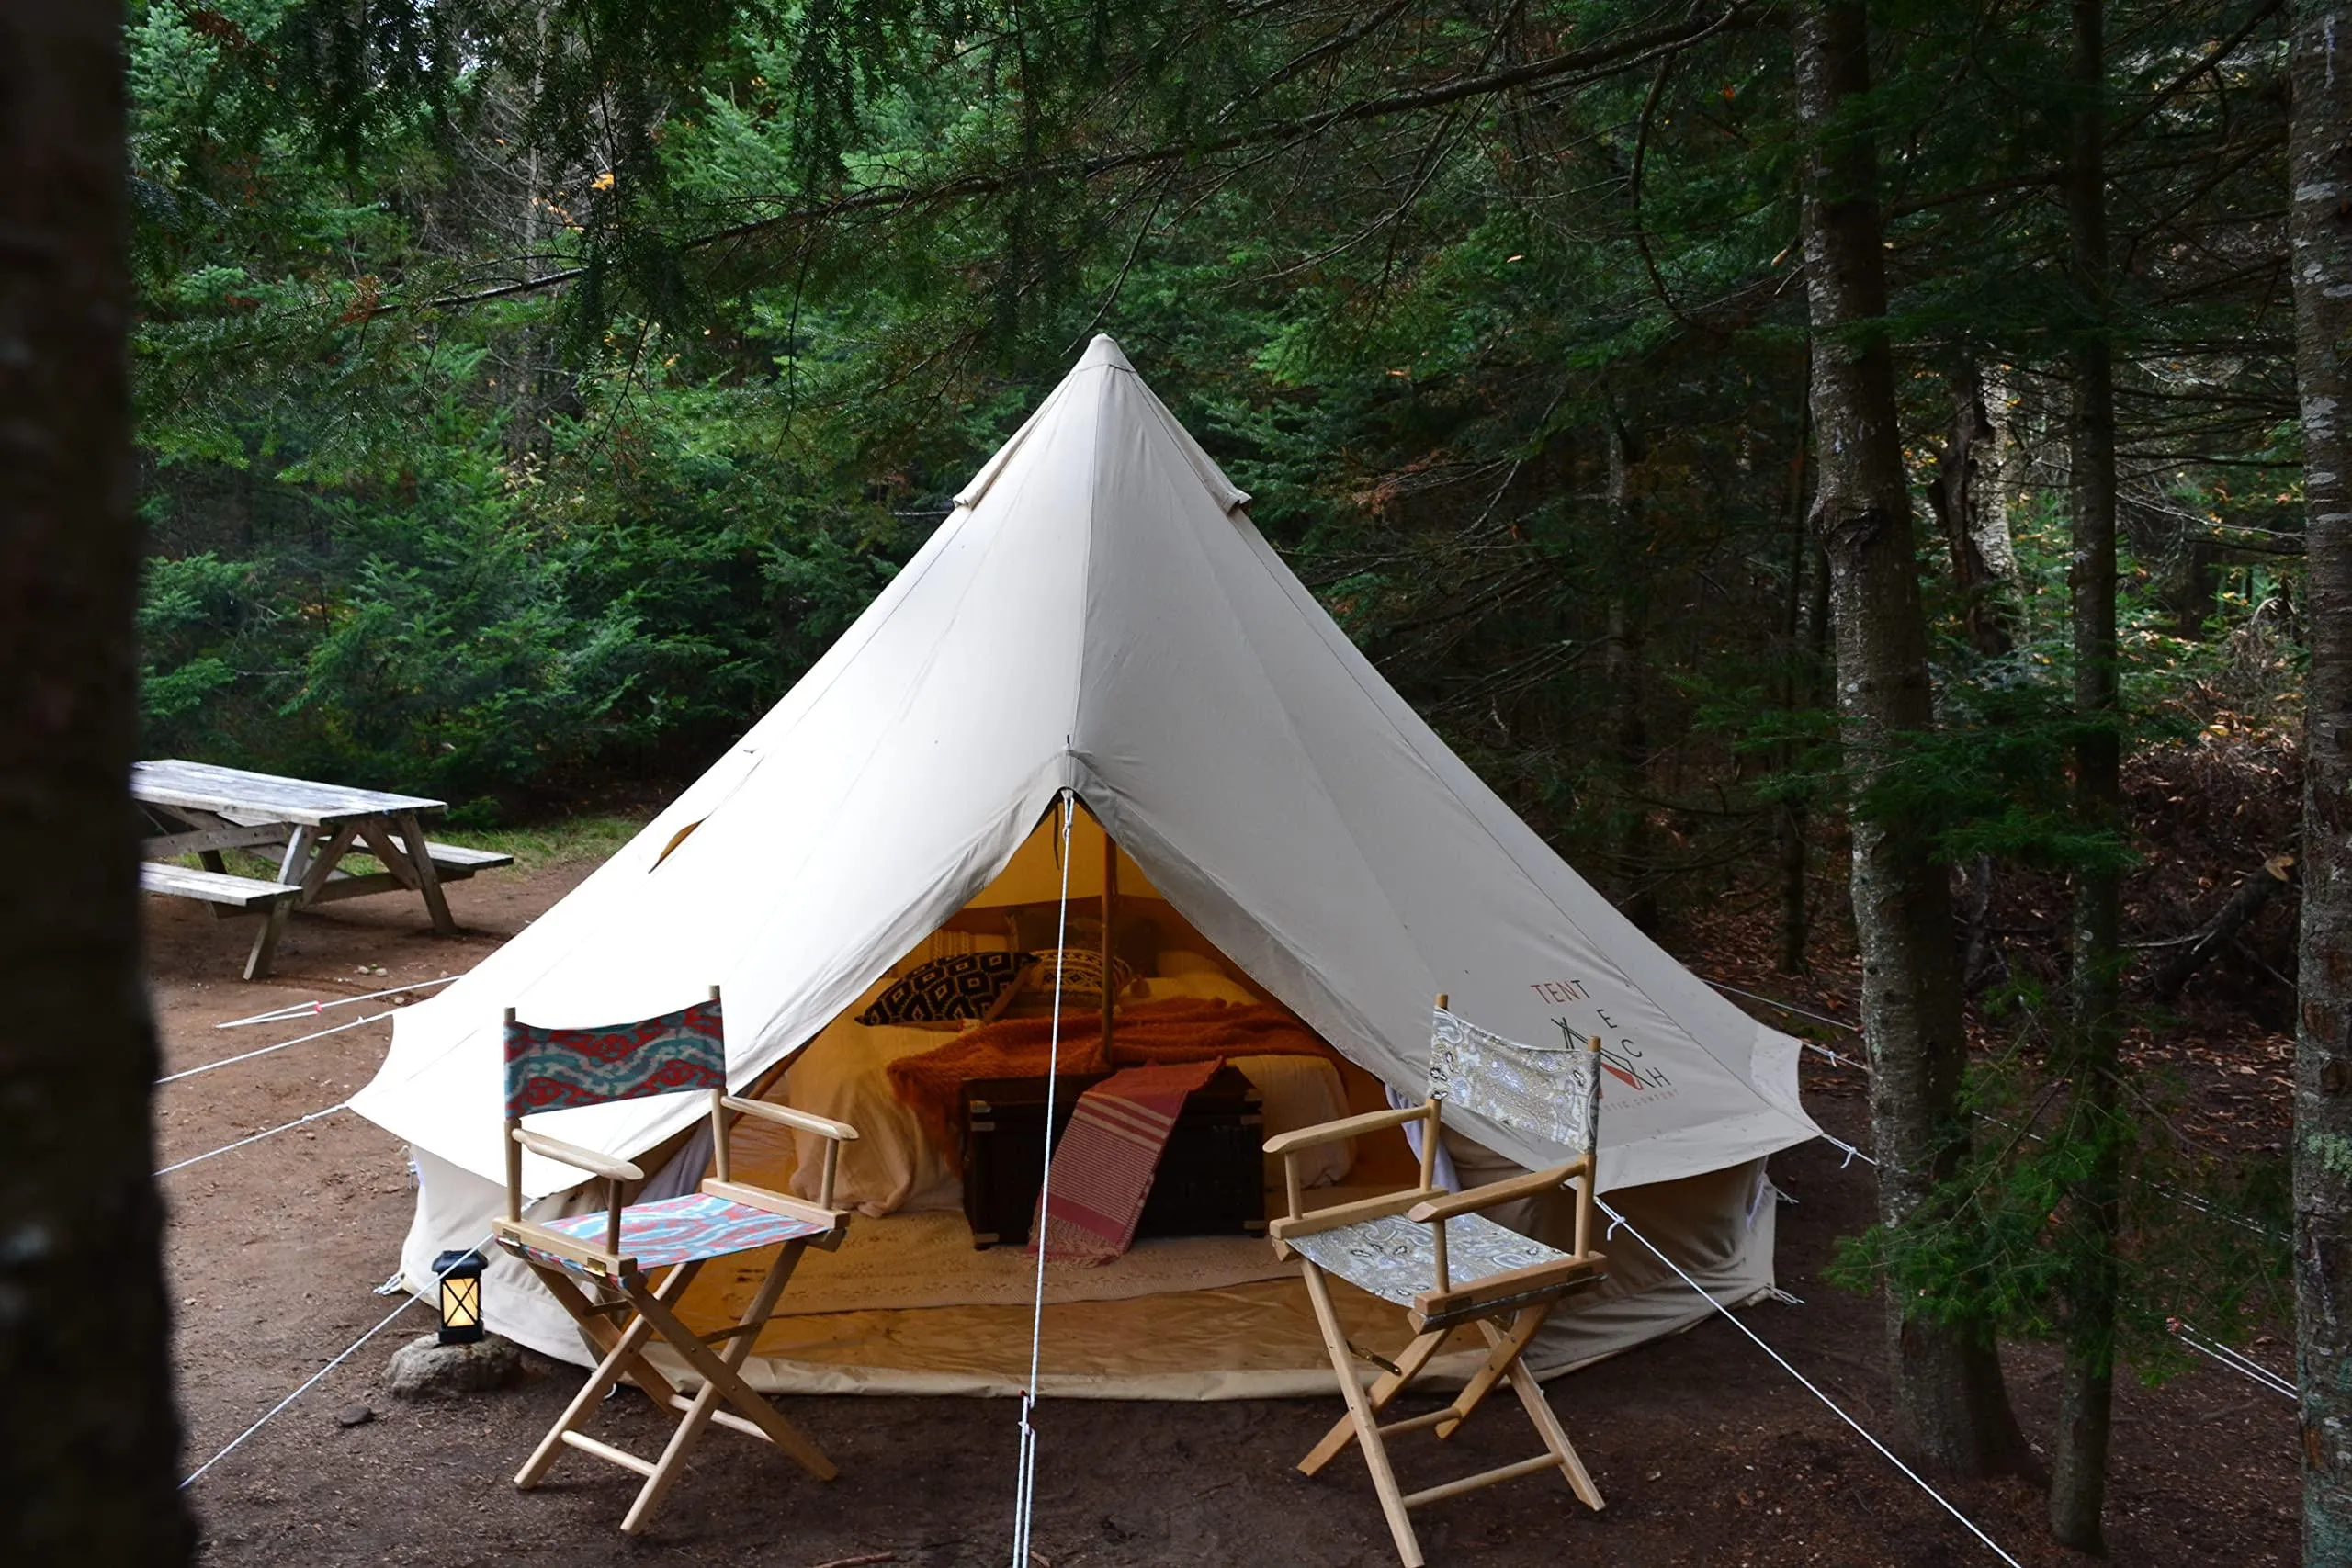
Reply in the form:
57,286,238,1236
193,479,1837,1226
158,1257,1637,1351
124,0,2319,1540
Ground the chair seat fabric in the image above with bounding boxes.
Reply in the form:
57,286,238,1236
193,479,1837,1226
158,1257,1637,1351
1291,1212,1565,1307
526,1192,826,1273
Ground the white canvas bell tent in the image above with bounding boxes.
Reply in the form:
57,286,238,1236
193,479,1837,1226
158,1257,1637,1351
352,335,1824,1396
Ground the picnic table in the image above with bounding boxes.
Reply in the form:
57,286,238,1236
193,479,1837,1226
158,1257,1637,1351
134,759,513,979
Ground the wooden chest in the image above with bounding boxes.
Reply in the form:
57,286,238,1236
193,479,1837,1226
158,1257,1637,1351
959,1066,1268,1249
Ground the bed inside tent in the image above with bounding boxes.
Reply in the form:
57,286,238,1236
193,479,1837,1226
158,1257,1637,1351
444,804,1782,1400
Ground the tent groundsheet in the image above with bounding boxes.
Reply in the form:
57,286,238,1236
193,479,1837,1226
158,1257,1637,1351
401,1142,1777,1398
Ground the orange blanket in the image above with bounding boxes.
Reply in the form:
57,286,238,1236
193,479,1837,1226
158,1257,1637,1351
885,998,1340,1173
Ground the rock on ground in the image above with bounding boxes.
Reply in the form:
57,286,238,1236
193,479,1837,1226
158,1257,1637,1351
385,1333,525,1400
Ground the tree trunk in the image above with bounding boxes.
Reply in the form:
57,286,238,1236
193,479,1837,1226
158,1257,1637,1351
2289,5,2352,1561
1776,793,1811,973
1777,449,1815,977
1984,364,2030,574
1924,367,2016,658
1958,853,2005,997
1605,417,1660,932
1792,0,2030,1478
2171,536,2220,640
0,6,194,1562
2052,3,2126,1549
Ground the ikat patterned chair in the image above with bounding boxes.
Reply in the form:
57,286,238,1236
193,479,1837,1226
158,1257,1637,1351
1262,994,1609,1567
491,986,861,1535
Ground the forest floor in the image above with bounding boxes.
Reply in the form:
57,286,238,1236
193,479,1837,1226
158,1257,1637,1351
154,841,2299,1568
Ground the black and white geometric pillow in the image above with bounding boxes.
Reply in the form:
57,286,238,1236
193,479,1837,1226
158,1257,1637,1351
860,951,1037,1025
1026,946,1138,1006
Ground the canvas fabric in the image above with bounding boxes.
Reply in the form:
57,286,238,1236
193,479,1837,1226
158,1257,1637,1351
503,998,726,1120
1428,1005,1598,1156
403,1146,1780,1398
524,1192,825,1274
357,335,1815,1200
1289,1211,1565,1309
359,336,1823,1393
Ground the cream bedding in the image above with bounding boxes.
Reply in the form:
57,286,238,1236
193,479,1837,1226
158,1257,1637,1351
781,970,1352,1216
783,991,966,1217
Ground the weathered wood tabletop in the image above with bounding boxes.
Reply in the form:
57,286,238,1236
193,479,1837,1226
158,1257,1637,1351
133,758,446,828
134,760,509,978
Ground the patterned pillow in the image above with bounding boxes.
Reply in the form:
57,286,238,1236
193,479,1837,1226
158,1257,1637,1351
860,951,1036,1026
1027,946,1139,1006
1010,909,1160,974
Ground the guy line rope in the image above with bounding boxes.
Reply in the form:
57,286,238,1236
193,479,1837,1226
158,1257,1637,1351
179,1239,494,1488
156,920,2286,1523
216,973,458,1030
1012,790,1077,1568
2169,1318,2296,1400
156,979,428,1163
1710,976,2286,1237
1596,1197,2027,1568
1704,975,2298,1401
159,1009,392,1086
167,992,472,1483
155,1100,351,1177
164,972,459,1087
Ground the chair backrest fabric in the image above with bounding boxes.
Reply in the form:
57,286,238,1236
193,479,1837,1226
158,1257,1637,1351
1429,1004,1599,1156
504,998,726,1120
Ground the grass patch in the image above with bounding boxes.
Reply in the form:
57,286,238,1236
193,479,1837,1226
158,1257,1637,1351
434,814,649,871
153,813,650,880
157,847,285,877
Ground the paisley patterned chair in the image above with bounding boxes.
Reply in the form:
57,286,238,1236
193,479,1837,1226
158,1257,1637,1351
1263,995,1609,1567
492,987,860,1535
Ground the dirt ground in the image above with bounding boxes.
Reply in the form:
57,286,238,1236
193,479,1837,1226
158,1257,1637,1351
153,860,2300,1567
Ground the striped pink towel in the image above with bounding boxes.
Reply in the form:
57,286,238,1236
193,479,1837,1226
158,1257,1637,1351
1028,1059,1224,1265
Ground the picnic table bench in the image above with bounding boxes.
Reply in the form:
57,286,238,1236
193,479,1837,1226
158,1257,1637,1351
135,760,514,979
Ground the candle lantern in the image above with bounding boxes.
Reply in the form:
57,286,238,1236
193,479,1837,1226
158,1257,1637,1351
433,1248,487,1345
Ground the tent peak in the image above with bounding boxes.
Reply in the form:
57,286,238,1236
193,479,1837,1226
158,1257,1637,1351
1077,334,1134,372
953,333,1251,515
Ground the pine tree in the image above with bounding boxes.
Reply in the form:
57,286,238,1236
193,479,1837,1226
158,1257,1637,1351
0,2,194,1562
1792,0,2030,1478
2289,3,2352,1559
2052,0,2127,1546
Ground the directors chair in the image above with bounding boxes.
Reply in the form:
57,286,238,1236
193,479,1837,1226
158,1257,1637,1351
1263,995,1609,1567
492,987,860,1534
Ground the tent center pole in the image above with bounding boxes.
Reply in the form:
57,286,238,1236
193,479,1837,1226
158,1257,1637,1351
1100,819,1118,1061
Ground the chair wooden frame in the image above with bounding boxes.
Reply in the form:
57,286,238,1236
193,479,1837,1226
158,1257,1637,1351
1263,994,1608,1568
490,986,862,1535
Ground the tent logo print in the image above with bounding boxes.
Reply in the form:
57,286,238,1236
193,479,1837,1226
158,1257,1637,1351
1556,1012,1672,1094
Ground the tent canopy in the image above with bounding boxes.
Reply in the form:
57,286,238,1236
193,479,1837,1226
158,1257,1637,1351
351,334,1818,1199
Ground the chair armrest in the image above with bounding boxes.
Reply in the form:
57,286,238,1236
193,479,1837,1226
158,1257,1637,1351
1405,1157,1587,1225
512,1128,646,1184
701,1179,849,1232
720,1094,859,1143
1268,1186,1447,1245
494,1218,624,1276
1262,1104,1429,1156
